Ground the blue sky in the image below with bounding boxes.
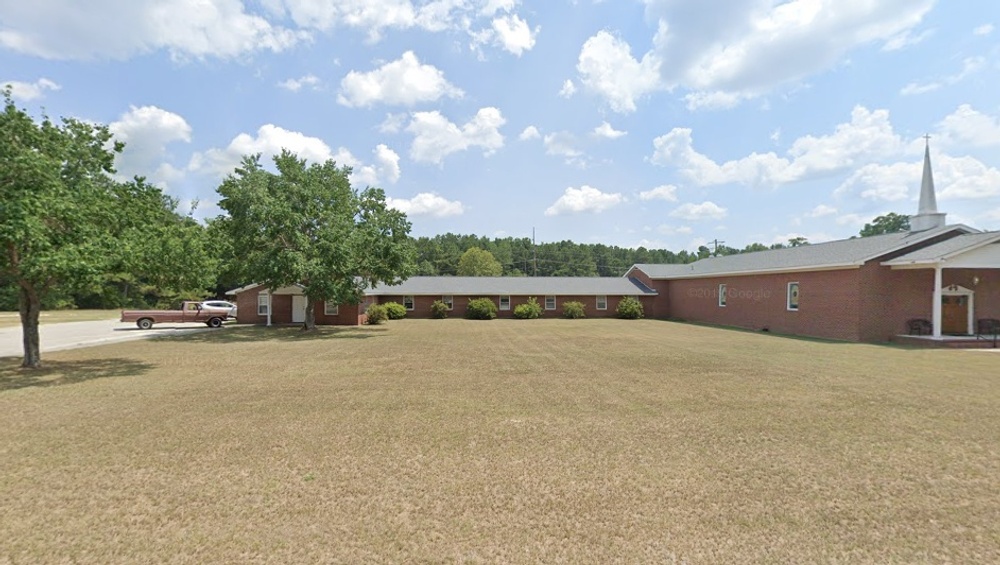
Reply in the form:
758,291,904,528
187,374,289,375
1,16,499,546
3,0,999,252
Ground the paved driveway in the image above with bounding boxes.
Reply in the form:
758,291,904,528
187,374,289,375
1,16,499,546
0,319,217,357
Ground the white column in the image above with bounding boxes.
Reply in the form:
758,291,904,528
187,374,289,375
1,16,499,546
932,265,942,338
267,289,273,327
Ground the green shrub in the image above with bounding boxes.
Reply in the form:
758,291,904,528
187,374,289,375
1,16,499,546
366,303,388,325
513,297,543,319
616,296,644,320
384,301,407,320
562,301,586,319
465,297,497,320
430,300,449,319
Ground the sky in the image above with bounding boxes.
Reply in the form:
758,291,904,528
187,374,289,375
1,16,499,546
2,0,999,253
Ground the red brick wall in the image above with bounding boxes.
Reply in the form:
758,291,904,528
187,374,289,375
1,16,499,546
376,294,653,318
665,269,863,341
233,286,363,325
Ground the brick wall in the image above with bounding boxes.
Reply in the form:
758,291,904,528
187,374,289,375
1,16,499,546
233,286,363,325
665,269,863,341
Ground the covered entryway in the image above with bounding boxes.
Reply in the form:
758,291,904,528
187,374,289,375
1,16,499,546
291,295,307,324
882,232,1000,339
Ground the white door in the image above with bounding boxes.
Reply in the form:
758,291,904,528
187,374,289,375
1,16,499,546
291,295,307,323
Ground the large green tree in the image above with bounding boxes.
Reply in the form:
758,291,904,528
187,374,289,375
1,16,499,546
859,212,910,237
216,150,416,330
456,247,503,276
0,93,214,367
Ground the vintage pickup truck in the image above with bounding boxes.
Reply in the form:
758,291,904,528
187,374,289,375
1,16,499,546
121,301,232,330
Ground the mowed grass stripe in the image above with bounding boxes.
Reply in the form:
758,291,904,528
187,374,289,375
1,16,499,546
1,319,998,563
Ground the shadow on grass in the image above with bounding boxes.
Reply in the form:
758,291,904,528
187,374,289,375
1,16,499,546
0,357,154,392
155,324,389,345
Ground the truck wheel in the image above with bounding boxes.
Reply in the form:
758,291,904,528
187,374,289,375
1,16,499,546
137,318,153,330
207,317,223,328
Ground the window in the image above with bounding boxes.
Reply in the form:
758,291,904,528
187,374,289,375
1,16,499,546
403,296,414,310
324,302,339,316
499,296,511,311
787,282,800,311
596,296,607,310
442,295,453,310
545,296,556,310
257,292,269,316
719,284,727,307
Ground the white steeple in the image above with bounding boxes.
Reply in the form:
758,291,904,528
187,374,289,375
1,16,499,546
909,135,946,232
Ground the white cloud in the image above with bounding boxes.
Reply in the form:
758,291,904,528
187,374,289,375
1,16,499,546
2,77,60,101
651,106,902,187
882,28,933,51
670,201,727,221
576,30,663,113
543,132,582,161
351,144,401,187
544,185,624,216
593,121,627,139
638,185,678,202
807,204,838,217
110,105,192,186
643,0,934,106
379,112,409,134
188,123,398,187
937,105,1000,148
836,153,1000,202
900,56,986,96
559,79,576,98
973,23,994,36
684,90,752,111
278,74,320,92
519,125,540,141
406,107,506,164
0,0,305,60
491,13,537,56
338,51,463,107
386,192,464,218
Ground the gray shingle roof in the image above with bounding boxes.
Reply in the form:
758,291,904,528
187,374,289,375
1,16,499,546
882,231,1000,265
366,276,657,296
632,224,974,279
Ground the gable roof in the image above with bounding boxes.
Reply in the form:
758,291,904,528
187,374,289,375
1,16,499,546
630,224,976,279
882,231,1000,265
366,276,656,296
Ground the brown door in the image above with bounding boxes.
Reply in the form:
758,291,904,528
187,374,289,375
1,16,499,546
941,295,969,335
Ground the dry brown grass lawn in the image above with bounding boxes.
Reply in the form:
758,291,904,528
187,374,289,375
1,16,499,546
1,319,998,563
0,309,120,328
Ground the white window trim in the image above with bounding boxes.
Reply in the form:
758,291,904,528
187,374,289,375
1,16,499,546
596,296,607,310
544,296,556,310
787,282,799,311
324,302,339,316
719,284,727,307
257,292,269,316
403,296,415,311
442,295,454,310
499,295,511,310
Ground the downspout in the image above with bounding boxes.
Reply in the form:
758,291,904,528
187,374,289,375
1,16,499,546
932,265,942,338
267,288,273,327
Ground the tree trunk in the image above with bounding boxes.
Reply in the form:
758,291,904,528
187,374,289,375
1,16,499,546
19,284,42,369
302,295,317,331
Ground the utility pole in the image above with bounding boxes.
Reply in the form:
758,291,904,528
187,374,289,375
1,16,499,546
532,227,537,277
710,238,726,256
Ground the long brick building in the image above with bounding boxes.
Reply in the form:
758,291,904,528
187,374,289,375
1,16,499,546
231,142,1000,343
